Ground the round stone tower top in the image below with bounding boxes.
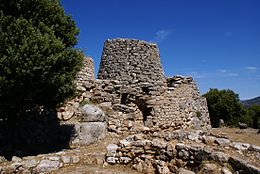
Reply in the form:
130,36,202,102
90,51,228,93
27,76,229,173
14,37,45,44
97,38,165,85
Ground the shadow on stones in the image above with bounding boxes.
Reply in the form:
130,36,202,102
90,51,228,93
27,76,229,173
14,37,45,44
0,110,75,160
135,98,152,123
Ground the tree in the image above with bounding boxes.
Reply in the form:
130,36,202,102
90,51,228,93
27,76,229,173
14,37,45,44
0,0,83,127
203,89,246,127
246,105,260,128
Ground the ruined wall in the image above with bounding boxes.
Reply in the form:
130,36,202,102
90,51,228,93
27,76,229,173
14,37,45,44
75,57,94,88
58,38,211,134
58,76,210,133
98,38,166,88
146,76,211,130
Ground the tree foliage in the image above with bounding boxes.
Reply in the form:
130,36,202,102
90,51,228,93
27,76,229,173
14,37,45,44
246,105,260,128
0,0,83,123
203,89,246,127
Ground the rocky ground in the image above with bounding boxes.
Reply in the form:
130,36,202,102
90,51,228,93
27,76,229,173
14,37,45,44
0,128,259,174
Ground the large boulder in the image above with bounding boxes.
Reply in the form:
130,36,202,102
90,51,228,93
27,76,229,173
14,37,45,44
80,104,105,122
72,122,107,145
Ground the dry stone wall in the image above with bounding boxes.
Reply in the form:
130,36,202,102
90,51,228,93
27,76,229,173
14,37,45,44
58,38,211,136
98,38,166,88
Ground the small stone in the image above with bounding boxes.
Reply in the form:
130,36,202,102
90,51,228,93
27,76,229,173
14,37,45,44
187,132,199,141
11,156,22,162
106,144,118,157
119,157,131,164
178,149,190,160
203,135,216,144
221,167,233,174
179,167,195,174
156,160,170,174
119,139,132,147
210,151,230,163
230,142,250,151
76,85,86,92
71,156,80,164
215,138,230,146
61,156,71,164
22,159,37,168
238,122,248,129
9,162,23,172
48,156,60,161
151,139,167,149
106,157,117,164
134,134,144,140
249,145,260,152
36,159,60,172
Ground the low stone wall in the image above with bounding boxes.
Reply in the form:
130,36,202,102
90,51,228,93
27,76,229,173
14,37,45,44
105,131,260,174
0,147,104,173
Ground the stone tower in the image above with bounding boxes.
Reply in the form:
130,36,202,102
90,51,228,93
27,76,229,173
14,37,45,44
98,38,166,86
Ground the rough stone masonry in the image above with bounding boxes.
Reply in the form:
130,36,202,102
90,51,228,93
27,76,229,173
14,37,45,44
59,38,211,139
97,38,211,131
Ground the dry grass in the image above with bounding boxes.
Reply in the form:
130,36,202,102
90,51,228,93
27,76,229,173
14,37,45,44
211,127,260,146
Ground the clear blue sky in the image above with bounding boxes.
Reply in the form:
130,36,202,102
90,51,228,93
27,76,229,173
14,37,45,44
61,0,260,100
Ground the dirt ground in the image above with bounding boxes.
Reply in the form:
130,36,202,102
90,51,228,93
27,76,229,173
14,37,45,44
211,127,260,146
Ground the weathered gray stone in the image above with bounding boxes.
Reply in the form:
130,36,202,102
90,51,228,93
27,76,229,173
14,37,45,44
61,156,71,164
249,145,260,152
36,159,60,173
151,139,167,149
238,122,248,129
229,156,260,174
8,162,23,172
202,135,216,144
187,131,200,141
119,139,132,147
215,138,230,146
107,144,118,157
156,160,170,174
11,156,22,162
80,104,105,122
178,149,190,160
71,156,80,164
72,122,107,145
106,157,117,164
48,156,60,161
62,105,75,120
230,142,250,151
112,104,136,113
22,159,37,168
119,157,131,164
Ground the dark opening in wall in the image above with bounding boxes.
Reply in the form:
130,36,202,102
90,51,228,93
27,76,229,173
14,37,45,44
121,93,128,104
142,87,150,95
135,98,152,122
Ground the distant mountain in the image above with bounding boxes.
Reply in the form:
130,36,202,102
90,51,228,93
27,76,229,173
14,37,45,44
241,96,260,108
